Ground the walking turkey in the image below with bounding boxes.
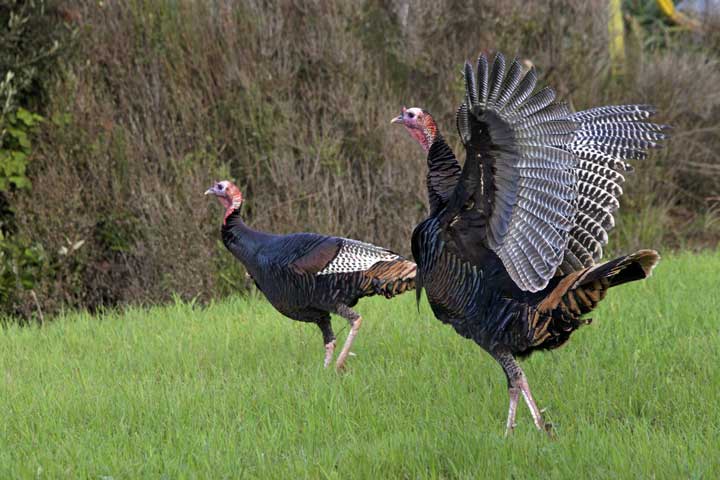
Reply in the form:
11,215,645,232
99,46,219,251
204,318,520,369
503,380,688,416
206,180,416,371
391,52,667,434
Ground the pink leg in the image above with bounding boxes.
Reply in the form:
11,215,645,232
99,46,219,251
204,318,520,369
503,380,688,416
495,350,553,437
323,340,336,368
335,316,362,372
517,376,553,437
505,387,520,436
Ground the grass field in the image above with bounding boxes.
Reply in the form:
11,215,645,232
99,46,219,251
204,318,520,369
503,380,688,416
1,252,719,478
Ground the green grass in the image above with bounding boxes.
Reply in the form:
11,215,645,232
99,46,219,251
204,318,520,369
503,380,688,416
1,252,719,478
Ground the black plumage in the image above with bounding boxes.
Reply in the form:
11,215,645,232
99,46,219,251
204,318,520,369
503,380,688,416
206,181,415,371
393,53,667,434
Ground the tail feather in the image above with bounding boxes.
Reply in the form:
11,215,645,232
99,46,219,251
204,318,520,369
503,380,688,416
537,249,660,316
364,259,417,298
574,249,660,289
529,249,659,354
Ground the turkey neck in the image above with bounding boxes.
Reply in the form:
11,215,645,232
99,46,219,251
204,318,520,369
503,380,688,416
426,132,447,155
412,116,440,153
221,208,276,263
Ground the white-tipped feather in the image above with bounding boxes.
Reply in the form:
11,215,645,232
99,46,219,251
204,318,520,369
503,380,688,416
318,239,399,275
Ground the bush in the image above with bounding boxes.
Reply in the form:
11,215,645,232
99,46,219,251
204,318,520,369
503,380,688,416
0,0,77,317
6,0,720,317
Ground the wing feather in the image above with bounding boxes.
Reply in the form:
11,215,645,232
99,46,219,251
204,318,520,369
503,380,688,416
451,53,668,291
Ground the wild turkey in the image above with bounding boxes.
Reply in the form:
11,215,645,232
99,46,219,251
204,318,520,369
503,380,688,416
205,180,416,371
392,52,667,434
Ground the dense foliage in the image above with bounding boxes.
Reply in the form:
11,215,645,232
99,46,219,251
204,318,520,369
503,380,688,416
4,0,720,317
0,0,76,316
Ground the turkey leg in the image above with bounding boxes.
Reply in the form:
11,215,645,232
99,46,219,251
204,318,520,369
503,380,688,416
334,304,362,372
318,318,336,368
495,350,553,436
324,341,336,368
517,376,552,434
505,387,520,436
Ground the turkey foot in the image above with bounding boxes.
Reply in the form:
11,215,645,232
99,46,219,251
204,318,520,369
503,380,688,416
497,351,554,437
517,377,554,438
335,316,362,372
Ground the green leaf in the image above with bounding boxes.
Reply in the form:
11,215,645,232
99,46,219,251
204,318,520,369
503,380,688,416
9,176,30,189
7,127,26,143
15,108,41,127
51,112,71,127
10,150,27,165
18,134,31,149
16,108,33,125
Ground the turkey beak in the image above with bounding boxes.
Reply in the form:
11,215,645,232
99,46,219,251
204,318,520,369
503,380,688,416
390,115,403,125
204,188,215,196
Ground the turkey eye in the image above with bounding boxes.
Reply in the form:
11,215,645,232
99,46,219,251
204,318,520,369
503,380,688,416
408,112,415,118
217,183,224,190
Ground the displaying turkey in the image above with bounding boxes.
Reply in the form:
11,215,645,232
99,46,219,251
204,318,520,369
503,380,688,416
206,180,416,371
392,52,667,434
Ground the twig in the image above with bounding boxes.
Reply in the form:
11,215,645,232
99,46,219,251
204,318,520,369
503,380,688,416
30,290,44,324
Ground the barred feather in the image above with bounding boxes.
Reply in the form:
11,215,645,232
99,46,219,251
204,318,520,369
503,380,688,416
318,239,400,275
522,145,576,166
569,223,602,260
580,121,666,134
519,168,576,185
578,181,620,210
567,235,594,267
575,135,662,151
476,54,489,107
450,51,667,291
517,189,575,217
561,240,587,271
570,145,636,171
559,104,668,271
516,120,577,139
519,177,575,199
576,196,615,230
464,62,478,106
457,103,470,144
456,54,579,290
516,209,567,245
577,170,623,197
518,103,573,129
495,58,523,110
487,54,506,108
517,197,575,230
570,104,656,121
577,160,625,184
517,88,557,118
505,241,545,286
575,211,608,246
503,67,537,114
